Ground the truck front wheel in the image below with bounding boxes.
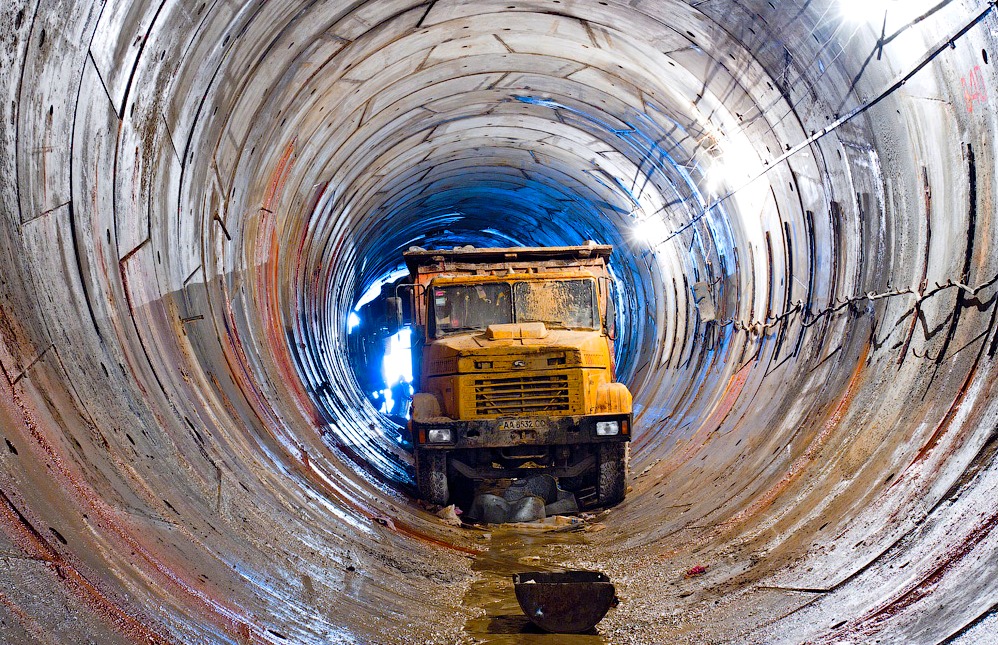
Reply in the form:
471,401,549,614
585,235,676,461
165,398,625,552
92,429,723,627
414,449,449,505
597,442,628,507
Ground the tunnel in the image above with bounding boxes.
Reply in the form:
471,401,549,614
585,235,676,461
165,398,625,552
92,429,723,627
2,0,998,642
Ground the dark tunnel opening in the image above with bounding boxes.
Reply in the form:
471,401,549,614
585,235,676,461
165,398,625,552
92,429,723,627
2,1,998,643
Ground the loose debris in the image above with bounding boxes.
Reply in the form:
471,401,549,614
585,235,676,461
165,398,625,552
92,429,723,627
436,504,462,526
685,565,708,578
463,474,581,525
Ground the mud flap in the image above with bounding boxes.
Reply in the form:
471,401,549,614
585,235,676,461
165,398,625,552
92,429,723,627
414,449,449,505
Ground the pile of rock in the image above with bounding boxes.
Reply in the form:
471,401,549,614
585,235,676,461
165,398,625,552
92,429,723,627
464,474,579,524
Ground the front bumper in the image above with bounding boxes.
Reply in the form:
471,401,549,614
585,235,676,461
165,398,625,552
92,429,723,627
412,413,631,450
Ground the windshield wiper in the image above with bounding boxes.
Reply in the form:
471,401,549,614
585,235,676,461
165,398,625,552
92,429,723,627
518,318,567,329
441,325,485,334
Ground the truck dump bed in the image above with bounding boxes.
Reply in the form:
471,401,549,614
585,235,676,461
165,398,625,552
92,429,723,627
403,244,612,276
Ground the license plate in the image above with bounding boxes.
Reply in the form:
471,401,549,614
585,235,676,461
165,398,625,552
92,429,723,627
499,418,547,431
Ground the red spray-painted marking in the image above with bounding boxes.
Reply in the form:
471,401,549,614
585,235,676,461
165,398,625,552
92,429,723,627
962,65,987,114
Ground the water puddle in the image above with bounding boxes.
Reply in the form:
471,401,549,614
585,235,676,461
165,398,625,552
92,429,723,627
461,525,607,643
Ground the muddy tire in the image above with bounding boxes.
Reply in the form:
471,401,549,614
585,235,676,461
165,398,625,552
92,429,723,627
415,449,449,505
597,442,628,507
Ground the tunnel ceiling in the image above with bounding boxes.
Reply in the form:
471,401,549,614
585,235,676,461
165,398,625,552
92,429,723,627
2,0,998,642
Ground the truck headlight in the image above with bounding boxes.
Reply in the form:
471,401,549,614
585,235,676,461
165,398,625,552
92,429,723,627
427,428,453,443
595,421,619,436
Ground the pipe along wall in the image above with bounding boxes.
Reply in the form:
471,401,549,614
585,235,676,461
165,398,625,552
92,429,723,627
2,0,998,642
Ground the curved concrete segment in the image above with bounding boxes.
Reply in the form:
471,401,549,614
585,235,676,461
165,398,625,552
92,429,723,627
1,0,997,642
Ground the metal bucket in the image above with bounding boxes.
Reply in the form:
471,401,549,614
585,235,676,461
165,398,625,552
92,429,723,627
512,570,617,633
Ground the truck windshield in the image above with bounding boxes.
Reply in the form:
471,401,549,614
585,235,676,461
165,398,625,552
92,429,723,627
430,278,598,336
514,279,597,329
432,283,512,335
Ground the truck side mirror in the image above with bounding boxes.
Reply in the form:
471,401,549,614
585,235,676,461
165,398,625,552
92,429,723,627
603,279,617,340
604,288,617,341
385,297,403,333
598,275,618,341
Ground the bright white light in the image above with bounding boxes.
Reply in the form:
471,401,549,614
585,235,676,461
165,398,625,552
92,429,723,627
839,0,888,22
380,328,413,415
838,0,934,24
727,140,760,176
347,311,360,332
375,327,412,415
705,162,727,194
703,140,759,195
633,216,670,246
383,328,412,385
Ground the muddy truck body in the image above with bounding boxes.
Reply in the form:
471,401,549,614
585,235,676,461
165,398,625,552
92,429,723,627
401,244,631,508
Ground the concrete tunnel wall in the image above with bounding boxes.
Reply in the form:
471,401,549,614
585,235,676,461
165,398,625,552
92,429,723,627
1,0,998,642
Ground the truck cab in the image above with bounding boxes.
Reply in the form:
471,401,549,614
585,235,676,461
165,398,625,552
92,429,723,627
402,244,631,508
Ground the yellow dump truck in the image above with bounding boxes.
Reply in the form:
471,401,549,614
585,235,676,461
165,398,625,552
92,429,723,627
401,244,632,508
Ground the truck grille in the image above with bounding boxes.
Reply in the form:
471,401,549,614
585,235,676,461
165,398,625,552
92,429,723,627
474,374,570,415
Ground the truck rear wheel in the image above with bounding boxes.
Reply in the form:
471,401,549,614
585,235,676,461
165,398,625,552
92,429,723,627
414,449,449,505
597,442,627,507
